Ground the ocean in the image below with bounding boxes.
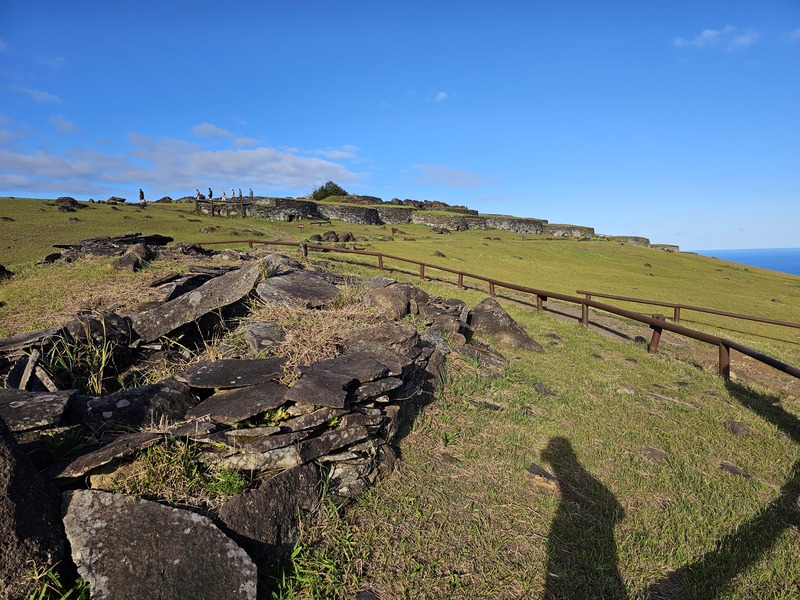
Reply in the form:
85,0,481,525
694,247,800,277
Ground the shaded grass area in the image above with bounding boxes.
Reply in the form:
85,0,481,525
275,280,800,599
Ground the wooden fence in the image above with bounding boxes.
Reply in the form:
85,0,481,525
194,239,800,381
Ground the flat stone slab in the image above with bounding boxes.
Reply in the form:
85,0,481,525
55,431,161,481
314,351,390,384
353,377,404,403
0,389,74,432
284,365,356,408
256,270,340,308
244,321,286,354
71,379,197,430
132,260,264,343
174,357,286,389
63,490,256,600
185,382,288,424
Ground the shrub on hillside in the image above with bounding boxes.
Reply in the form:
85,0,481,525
310,181,348,201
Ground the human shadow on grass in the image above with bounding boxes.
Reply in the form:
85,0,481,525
643,381,800,599
540,437,627,600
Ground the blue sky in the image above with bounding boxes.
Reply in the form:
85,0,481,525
1,1,798,250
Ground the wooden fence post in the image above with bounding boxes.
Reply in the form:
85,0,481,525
419,264,425,281
674,306,681,322
536,295,545,311
489,282,496,297
581,302,589,326
378,255,384,272
719,343,731,379
458,273,464,289
648,314,665,354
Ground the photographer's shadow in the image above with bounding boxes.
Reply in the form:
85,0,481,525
541,437,627,600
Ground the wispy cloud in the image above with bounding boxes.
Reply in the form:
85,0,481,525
11,85,62,103
788,28,800,42
233,137,258,148
49,115,79,134
190,122,233,138
672,25,759,51
412,163,482,188
435,91,449,102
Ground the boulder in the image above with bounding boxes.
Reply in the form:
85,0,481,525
62,490,257,600
244,321,286,354
0,418,65,599
0,264,13,281
218,463,320,567
468,297,543,352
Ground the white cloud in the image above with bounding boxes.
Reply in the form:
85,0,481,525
672,25,758,51
190,122,233,138
412,163,482,188
435,91,449,102
313,145,360,160
49,115,79,134
11,85,62,103
0,133,364,198
233,137,258,148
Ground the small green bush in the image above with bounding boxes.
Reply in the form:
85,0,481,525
310,181,348,201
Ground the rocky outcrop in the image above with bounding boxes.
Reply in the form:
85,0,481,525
652,244,680,252
0,249,549,598
613,236,651,247
317,204,383,225
543,223,595,238
484,216,547,234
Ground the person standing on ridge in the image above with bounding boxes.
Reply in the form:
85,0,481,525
238,188,242,199
208,187,213,200
221,189,227,202
231,188,235,201
139,188,144,202
196,188,201,201
249,188,253,199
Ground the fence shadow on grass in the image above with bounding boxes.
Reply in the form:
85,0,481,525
643,381,800,599
540,436,627,600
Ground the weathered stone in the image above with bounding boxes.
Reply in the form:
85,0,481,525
185,382,288,424
244,321,286,354
284,365,356,408
342,322,420,355
298,425,369,464
132,260,264,343
724,419,751,437
174,357,286,389
526,462,560,493
71,378,197,430
0,264,13,281
255,270,340,308
468,297,544,352
720,461,751,478
159,273,214,302
452,340,508,375
62,490,257,600
54,431,161,481
218,464,320,567
364,286,409,318
0,418,66,599
641,447,669,464
280,407,346,432
353,377,404,403
534,382,557,397
0,389,74,432
315,351,390,384
365,276,397,288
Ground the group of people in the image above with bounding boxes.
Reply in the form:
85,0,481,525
196,187,254,202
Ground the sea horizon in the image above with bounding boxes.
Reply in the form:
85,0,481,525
692,247,800,277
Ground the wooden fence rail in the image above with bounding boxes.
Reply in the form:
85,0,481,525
577,289,800,330
194,239,800,381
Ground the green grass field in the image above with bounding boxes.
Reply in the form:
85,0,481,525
2,197,799,599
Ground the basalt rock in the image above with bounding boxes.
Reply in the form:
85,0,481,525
63,490,257,600
468,297,544,353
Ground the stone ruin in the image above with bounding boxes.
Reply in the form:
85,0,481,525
0,236,544,599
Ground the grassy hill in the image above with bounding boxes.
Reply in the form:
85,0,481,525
2,197,799,598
